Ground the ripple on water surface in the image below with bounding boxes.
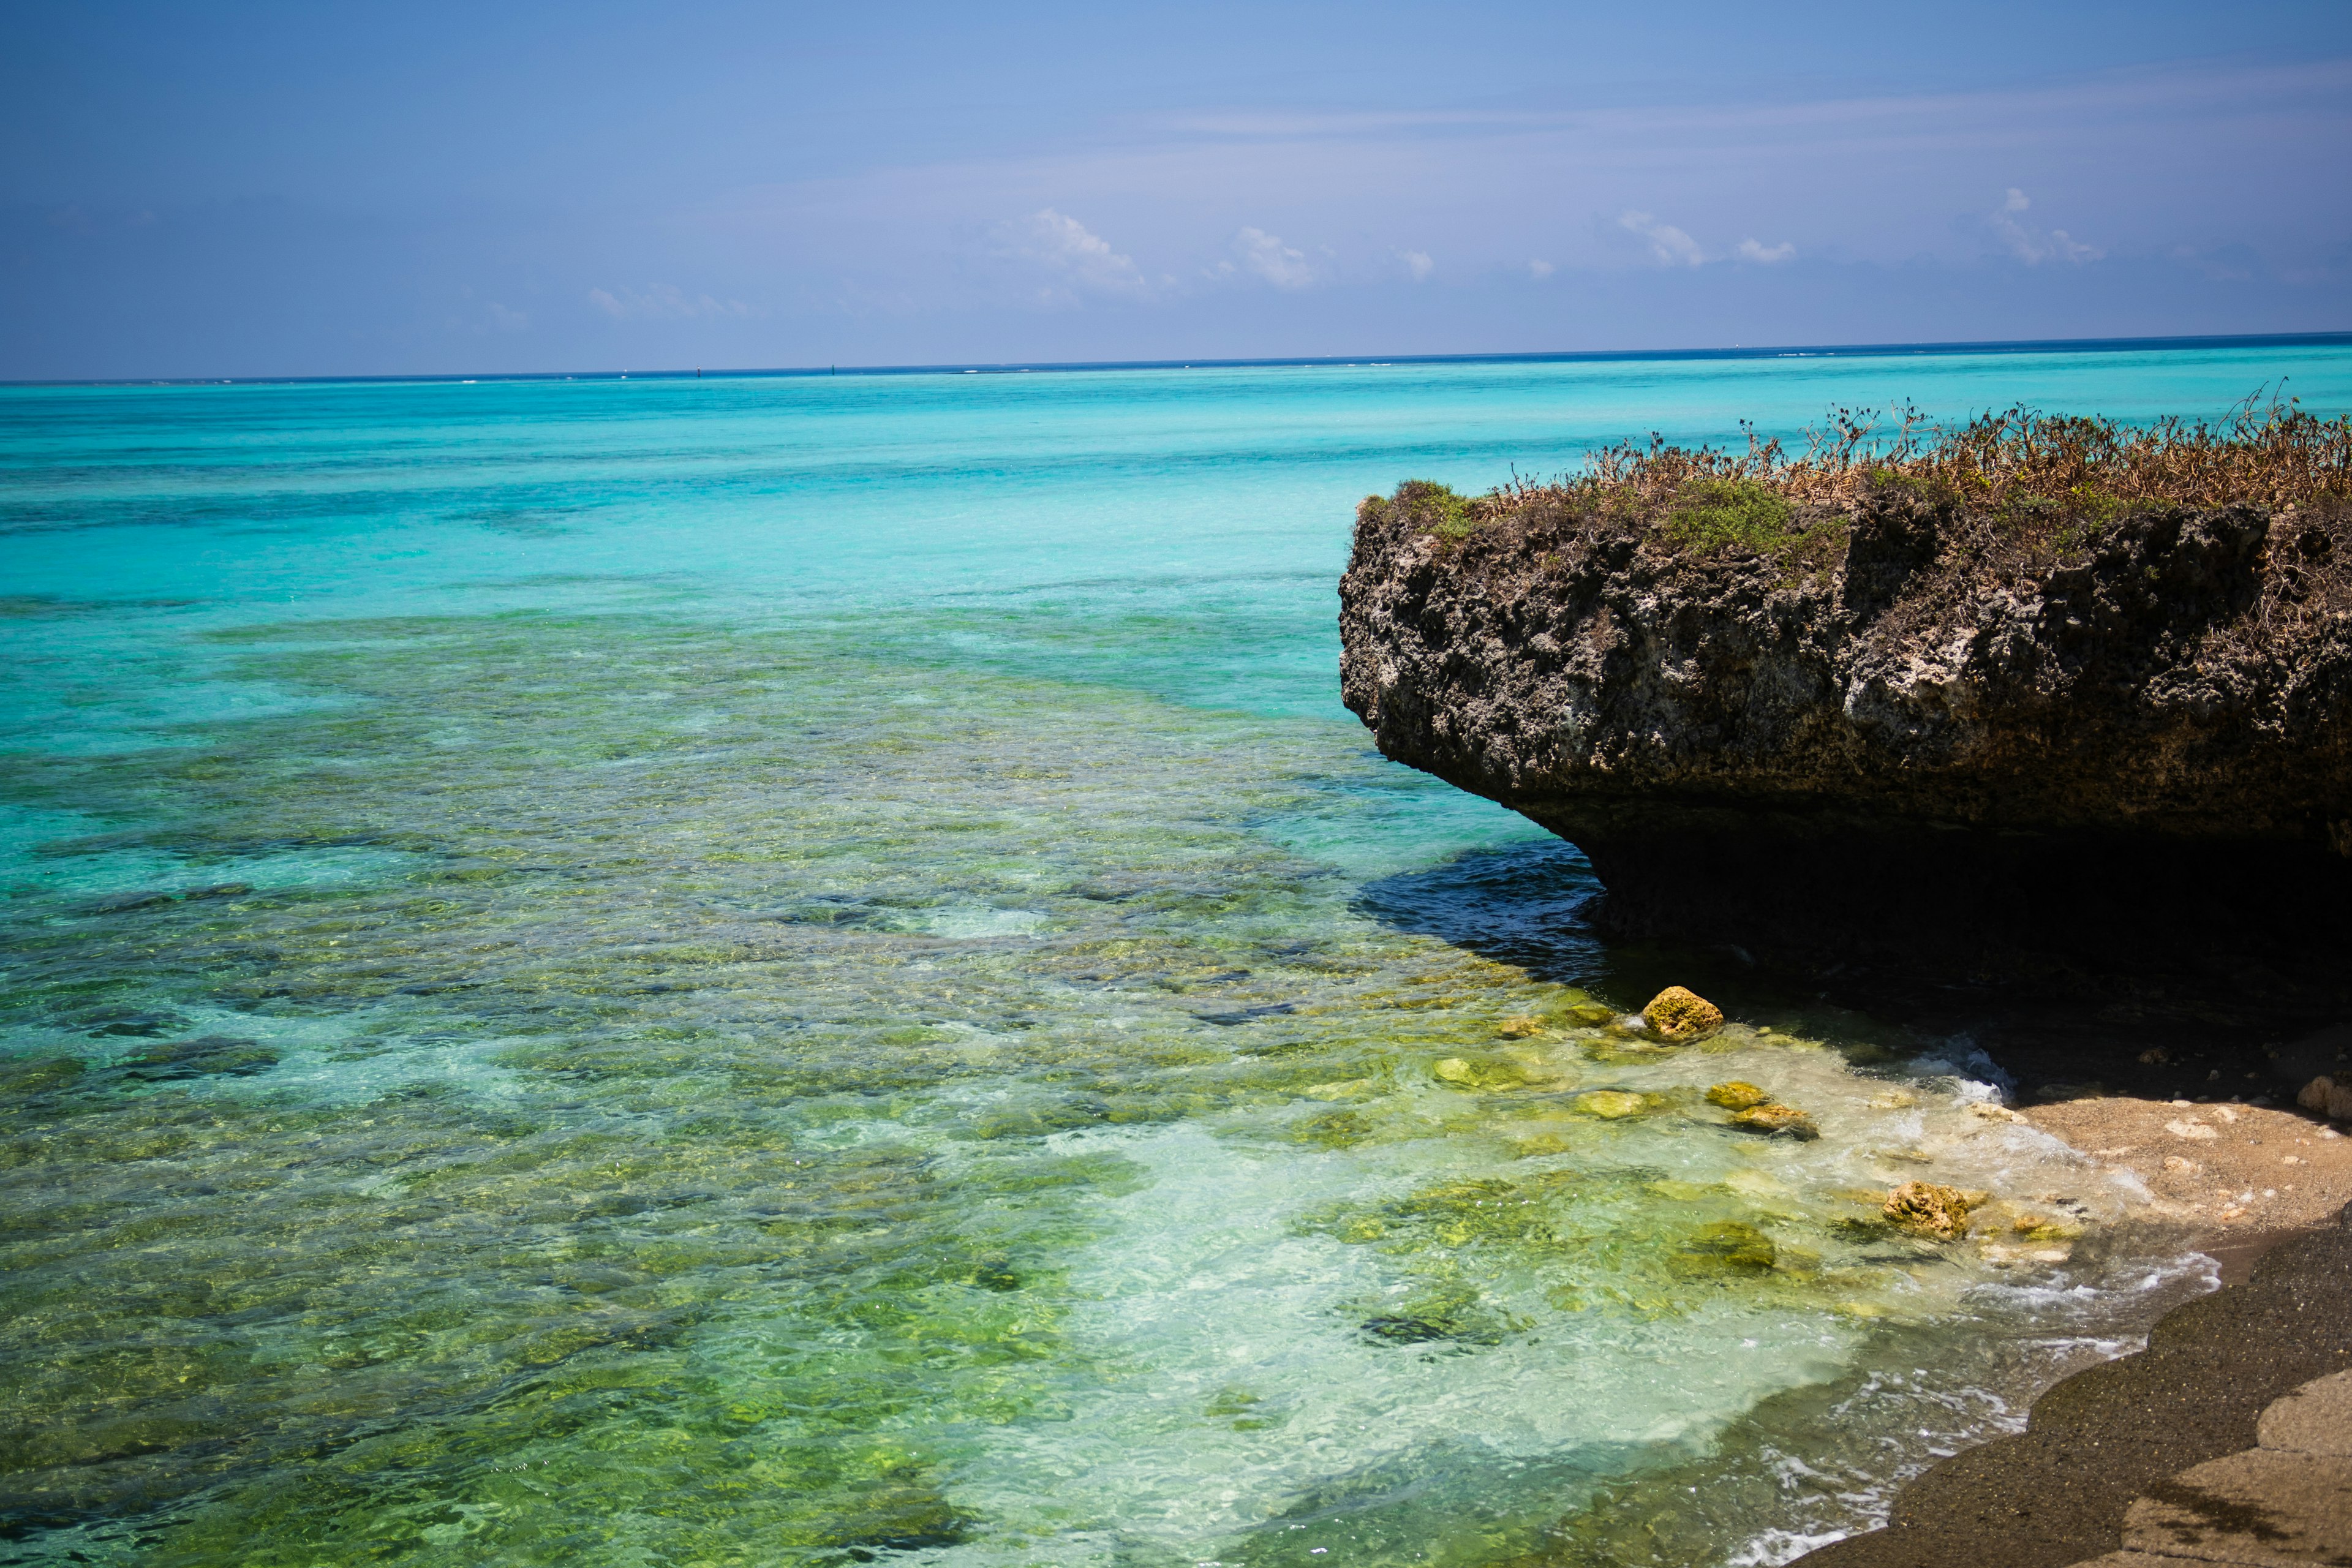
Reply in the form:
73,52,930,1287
0,614,2213,1568
12,353,2332,1566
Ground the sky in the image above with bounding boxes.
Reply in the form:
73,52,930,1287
3,0,2350,379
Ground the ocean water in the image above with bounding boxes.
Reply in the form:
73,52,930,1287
4,341,2349,1568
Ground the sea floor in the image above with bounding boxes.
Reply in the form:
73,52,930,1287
6,348,2351,1566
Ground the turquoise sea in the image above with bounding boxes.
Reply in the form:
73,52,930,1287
5,340,2351,1567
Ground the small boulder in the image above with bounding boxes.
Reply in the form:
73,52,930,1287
1643,986,1724,1041
1884,1180,1986,1240
1574,1090,1649,1120
1729,1102,1819,1140
1494,1015,1544,1039
2299,1074,2334,1113
1706,1080,1770,1110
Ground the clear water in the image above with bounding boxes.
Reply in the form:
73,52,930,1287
4,344,2348,1567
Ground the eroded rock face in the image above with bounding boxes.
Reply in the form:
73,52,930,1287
1338,484,2352,972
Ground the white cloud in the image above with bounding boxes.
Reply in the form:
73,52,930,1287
1397,249,1434,281
486,301,530,331
1528,258,1555,278
1234,226,1314,287
693,53,2339,328
1989,188,2103,264
1620,211,1703,267
589,284,758,320
995,208,1156,298
1735,238,1795,263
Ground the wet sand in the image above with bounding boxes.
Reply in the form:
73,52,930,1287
1796,1096,2352,1566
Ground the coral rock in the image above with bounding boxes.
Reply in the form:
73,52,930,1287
1338,485,2352,973
1884,1180,1986,1239
1706,1080,1771,1110
1643,987,1724,1041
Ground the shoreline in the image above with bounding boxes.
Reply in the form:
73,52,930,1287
1795,1094,2352,1565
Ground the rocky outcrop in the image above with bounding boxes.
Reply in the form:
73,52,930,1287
1338,483,2352,974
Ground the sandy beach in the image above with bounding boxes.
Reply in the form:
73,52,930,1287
2024,1094,2352,1236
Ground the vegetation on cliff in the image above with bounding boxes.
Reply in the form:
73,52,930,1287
1393,391,2352,591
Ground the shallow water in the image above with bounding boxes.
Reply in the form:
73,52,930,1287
5,344,2350,1567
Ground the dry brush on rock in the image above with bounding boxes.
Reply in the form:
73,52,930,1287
1339,398,2352,982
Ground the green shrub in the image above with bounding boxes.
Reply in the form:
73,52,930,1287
1663,478,1796,554
1393,479,1479,542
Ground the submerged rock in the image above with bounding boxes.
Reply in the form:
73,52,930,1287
1678,1221,1778,1273
1884,1180,1987,1240
1643,986,1725,1041
1573,1089,1651,1120
116,1035,280,1082
2007,1212,2087,1243
1433,1052,1565,1091
1582,1038,1681,1067
1728,1102,1820,1140
1705,1080,1771,1110
1338,483,2352,973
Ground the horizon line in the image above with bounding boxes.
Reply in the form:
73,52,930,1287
7,327,2350,390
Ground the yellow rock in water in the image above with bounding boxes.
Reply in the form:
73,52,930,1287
1723,1168,1793,1200
1883,1180,1986,1240
1643,986,1724,1041
1495,1015,1544,1039
1574,1090,1648,1120
1730,1102,1820,1140
1432,1055,1540,1091
2010,1212,2086,1242
1706,1080,1770,1110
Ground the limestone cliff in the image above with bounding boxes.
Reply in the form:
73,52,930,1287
1339,479,2352,974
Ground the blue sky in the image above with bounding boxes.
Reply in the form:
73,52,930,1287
4,0,2349,378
